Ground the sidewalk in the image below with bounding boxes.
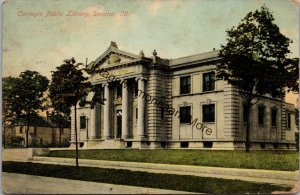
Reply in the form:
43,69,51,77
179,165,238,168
26,156,299,186
2,172,196,194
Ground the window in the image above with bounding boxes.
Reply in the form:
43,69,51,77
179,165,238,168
180,76,191,94
287,113,291,129
116,84,122,98
243,104,249,122
203,72,215,91
203,104,215,123
34,127,37,135
80,116,86,129
20,126,23,134
258,106,265,125
180,106,191,123
271,108,277,126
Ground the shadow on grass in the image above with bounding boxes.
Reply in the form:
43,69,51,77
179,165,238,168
3,161,292,194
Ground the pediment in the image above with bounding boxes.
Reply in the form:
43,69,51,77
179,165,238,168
96,51,139,68
88,42,142,70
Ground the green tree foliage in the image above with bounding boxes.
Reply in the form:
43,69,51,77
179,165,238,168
49,57,92,167
216,6,299,152
3,71,49,147
3,77,21,146
3,77,21,124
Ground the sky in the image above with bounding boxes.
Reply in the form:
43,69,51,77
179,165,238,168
2,0,299,105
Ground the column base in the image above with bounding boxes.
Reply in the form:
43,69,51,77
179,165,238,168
89,136,101,140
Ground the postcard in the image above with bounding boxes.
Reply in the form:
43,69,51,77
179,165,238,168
2,0,299,194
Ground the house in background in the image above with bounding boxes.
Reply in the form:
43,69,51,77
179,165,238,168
9,115,71,147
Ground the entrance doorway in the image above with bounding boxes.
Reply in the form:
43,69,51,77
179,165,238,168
116,110,122,138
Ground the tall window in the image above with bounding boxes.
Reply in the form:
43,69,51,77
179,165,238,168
203,104,215,123
287,113,291,129
80,116,86,129
20,126,23,134
180,106,191,123
203,72,215,91
243,104,249,122
258,106,265,125
180,76,191,94
271,108,277,126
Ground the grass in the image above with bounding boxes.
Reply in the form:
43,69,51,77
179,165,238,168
3,161,292,194
47,149,299,171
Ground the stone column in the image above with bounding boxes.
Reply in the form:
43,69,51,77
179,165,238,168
90,103,97,139
103,83,111,139
121,80,129,139
136,77,146,138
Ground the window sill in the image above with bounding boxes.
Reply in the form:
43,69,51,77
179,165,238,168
179,93,191,96
179,123,191,126
203,89,215,93
173,90,223,98
203,122,215,124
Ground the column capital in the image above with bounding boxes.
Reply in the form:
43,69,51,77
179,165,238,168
102,82,109,87
120,78,128,83
135,77,147,81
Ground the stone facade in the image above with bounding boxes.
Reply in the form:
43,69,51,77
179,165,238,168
70,42,297,150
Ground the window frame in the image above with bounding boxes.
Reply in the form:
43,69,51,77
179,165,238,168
180,75,191,95
80,116,86,129
258,106,265,126
180,106,191,124
202,104,215,123
271,107,277,127
203,72,215,92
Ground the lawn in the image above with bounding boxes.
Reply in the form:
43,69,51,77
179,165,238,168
3,161,292,194
47,149,299,171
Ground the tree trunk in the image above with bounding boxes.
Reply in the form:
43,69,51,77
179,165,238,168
59,127,62,147
25,113,31,148
3,125,6,148
245,103,251,152
25,124,29,148
74,105,79,168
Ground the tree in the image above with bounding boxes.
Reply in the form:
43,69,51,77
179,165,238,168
216,6,299,152
2,77,20,147
49,58,92,167
3,72,49,147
